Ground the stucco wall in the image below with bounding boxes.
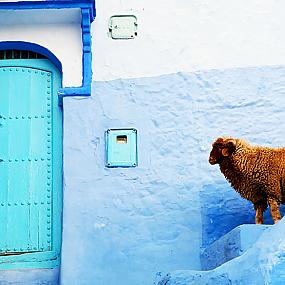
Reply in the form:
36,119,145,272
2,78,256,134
61,66,285,285
92,0,285,81
58,1,285,285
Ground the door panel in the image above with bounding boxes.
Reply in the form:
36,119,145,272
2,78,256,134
0,67,52,255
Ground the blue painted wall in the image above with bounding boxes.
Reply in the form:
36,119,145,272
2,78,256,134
61,65,285,285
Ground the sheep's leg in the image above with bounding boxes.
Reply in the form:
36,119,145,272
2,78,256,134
254,199,267,224
268,198,281,224
254,202,266,224
255,207,264,224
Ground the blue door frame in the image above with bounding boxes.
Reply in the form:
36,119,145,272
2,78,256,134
0,59,62,269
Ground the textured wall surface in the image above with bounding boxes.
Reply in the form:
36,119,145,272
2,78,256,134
93,0,285,81
61,66,285,285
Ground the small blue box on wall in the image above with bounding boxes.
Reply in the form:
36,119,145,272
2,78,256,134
106,129,138,167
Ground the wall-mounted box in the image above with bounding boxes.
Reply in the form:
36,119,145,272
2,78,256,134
106,129,138,167
109,15,138,39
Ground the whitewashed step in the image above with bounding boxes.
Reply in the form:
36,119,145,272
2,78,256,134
201,224,271,270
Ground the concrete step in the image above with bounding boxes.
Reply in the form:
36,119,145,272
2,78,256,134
201,224,271,270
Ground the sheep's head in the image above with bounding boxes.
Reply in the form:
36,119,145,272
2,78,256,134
209,137,236,165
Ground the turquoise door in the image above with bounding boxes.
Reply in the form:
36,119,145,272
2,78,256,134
0,57,62,269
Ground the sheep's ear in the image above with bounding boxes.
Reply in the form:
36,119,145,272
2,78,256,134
221,148,231,156
213,137,224,145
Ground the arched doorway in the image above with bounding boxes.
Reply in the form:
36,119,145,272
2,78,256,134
0,49,62,269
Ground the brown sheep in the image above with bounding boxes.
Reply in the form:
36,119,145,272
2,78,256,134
209,137,285,224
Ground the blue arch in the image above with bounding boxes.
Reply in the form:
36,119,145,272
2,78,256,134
0,41,62,73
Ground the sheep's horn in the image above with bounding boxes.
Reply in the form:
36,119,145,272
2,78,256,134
225,138,236,147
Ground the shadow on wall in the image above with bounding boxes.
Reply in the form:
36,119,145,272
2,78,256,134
200,183,285,248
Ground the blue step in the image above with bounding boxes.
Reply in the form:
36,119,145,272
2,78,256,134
0,268,59,285
201,224,271,270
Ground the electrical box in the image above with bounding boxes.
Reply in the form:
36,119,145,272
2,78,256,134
106,129,138,167
109,15,137,39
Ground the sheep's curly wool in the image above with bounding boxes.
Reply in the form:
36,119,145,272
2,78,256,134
209,137,285,224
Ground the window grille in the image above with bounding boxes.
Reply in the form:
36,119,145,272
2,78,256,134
0,50,47,60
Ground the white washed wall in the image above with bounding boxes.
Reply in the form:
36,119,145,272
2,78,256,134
92,0,285,81
0,9,82,87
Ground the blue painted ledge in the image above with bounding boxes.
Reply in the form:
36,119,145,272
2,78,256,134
201,224,271,270
158,218,285,285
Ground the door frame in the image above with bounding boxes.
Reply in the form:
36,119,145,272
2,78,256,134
0,59,63,270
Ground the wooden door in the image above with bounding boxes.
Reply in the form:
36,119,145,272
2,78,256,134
0,57,62,268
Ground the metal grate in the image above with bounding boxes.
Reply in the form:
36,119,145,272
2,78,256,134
0,50,47,60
